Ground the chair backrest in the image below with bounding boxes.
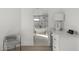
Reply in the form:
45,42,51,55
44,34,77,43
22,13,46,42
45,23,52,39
5,35,17,42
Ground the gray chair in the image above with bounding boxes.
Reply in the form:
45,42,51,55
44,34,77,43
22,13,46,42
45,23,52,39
3,35,21,51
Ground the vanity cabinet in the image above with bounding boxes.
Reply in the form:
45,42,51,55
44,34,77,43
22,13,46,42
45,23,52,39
51,31,79,51
51,33,60,51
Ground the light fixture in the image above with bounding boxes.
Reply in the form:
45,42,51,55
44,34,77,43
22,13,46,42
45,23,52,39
34,18,40,21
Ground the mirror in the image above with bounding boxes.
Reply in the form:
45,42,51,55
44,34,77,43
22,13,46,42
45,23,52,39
33,13,49,46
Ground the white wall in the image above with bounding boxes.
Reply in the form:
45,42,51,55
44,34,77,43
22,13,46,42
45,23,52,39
21,8,33,46
63,8,79,31
0,8,20,50
49,8,79,33
63,8,79,50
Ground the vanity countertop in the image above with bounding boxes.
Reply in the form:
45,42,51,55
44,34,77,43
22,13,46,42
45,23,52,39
51,30,79,39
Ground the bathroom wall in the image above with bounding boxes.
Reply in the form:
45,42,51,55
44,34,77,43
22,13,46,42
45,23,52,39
0,8,20,50
21,8,34,46
63,8,79,50
49,8,79,32
63,8,79,32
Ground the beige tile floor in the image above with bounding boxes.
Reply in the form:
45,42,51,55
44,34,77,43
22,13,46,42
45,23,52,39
21,46,51,51
8,46,51,51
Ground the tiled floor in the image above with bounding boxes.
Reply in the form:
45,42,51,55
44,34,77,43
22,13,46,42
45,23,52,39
21,46,51,51
8,46,51,51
